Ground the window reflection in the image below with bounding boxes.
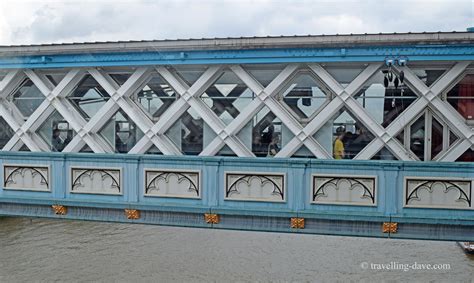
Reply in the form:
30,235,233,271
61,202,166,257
12,79,45,118
354,72,417,128
38,111,75,152
281,73,327,119
447,74,474,122
251,108,281,157
135,75,176,119
0,117,14,150
68,75,110,118
166,109,203,155
100,110,143,153
329,109,374,160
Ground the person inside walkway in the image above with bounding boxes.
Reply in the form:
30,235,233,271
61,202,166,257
333,126,346,159
267,134,280,157
51,128,71,152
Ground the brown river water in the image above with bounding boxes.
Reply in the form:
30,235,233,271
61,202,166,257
0,217,473,282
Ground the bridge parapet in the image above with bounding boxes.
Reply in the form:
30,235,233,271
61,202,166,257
0,152,473,241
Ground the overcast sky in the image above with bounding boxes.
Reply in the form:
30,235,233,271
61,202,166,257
0,0,472,45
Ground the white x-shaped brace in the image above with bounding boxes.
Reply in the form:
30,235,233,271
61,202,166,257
393,62,473,161
0,61,472,160
130,65,256,156
130,63,335,157
276,62,414,159
276,62,473,160
200,64,333,158
0,68,111,152
0,69,46,151
62,67,183,155
24,69,124,153
355,61,472,161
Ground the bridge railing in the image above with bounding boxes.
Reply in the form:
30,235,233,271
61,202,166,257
0,152,473,241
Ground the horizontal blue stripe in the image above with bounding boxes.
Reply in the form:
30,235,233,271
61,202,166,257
0,44,472,69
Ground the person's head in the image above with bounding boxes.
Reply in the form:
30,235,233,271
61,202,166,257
336,126,346,137
271,134,280,144
53,129,60,138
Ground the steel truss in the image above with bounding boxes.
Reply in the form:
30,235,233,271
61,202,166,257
0,61,472,161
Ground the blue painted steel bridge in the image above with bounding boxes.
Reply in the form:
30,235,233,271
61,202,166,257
0,32,473,241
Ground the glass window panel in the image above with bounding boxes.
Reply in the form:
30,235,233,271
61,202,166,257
354,71,418,128
449,130,459,146
291,145,314,158
396,129,405,145
166,109,203,155
410,114,425,161
251,106,284,157
315,107,375,160
19,144,30,151
371,146,397,160
0,70,7,81
217,145,237,157
456,148,474,162
446,74,474,122
37,110,76,152
43,74,66,87
109,73,132,86
99,110,143,153
67,75,110,119
324,64,365,85
431,117,443,159
135,74,176,119
174,65,208,86
145,145,162,155
80,145,93,153
11,78,45,118
0,117,14,150
412,69,446,87
242,64,286,87
280,72,328,119
200,71,255,125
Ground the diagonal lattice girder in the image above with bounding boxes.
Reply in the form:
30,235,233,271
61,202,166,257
275,63,409,159
69,67,183,155
131,65,255,156
397,62,473,161
199,64,327,156
0,60,472,161
21,69,114,153
352,61,471,160
129,66,222,154
0,70,63,151
363,62,471,161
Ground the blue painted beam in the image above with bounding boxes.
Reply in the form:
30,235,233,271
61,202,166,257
0,45,472,69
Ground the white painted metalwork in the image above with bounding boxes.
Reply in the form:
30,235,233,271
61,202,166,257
0,61,472,160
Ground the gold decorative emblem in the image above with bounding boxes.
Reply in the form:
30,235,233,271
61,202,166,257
125,209,140,220
52,205,67,215
204,213,219,224
291,218,305,229
382,222,398,233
